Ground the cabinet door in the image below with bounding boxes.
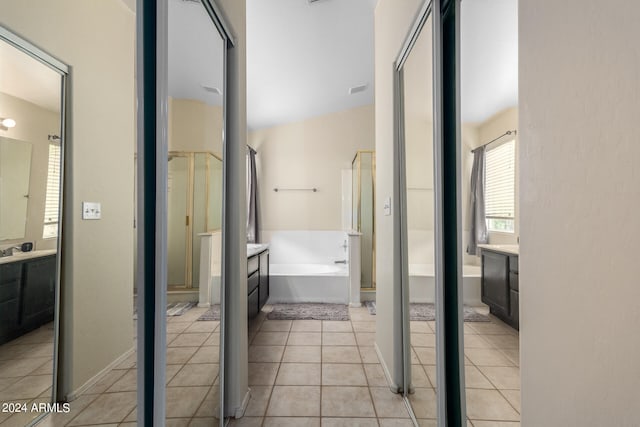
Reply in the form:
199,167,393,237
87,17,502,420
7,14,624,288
21,256,56,328
510,290,519,330
482,251,510,317
259,252,269,309
248,287,259,318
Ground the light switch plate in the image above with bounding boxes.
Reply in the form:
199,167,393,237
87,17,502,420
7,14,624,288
383,197,391,216
82,202,101,220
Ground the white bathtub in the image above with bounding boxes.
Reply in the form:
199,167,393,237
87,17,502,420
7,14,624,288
269,263,349,304
409,264,483,306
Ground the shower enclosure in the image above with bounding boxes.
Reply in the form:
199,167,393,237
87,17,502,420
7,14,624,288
167,151,223,292
352,150,376,290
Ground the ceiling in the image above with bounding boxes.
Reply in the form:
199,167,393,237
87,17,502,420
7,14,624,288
461,0,519,124
0,41,61,113
247,0,377,130
168,0,225,106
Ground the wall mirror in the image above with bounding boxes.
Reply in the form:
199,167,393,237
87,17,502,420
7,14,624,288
0,27,66,426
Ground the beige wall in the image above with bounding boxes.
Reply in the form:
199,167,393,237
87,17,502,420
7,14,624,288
520,1,640,425
0,0,135,396
374,0,424,387
0,92,60,250
249,104,374,233
168,97,223,155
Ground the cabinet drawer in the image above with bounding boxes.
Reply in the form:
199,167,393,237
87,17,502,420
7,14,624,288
509,256,519,273
247,287,259,318
248,255,259,275
0,279,20,303
248,270,259,294
0,262,22,282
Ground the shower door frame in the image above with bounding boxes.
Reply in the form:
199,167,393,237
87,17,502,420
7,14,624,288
351,150,377,290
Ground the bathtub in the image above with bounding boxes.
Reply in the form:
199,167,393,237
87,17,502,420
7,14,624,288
269,263,349,304
409,264,483,306
263,230,352,304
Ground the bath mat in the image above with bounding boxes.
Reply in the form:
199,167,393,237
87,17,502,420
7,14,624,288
133,301,196,320
197,305,221,321
364,301,489,322
267,303,350,321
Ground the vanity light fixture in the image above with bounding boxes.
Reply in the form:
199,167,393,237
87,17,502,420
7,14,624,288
0,118,16,129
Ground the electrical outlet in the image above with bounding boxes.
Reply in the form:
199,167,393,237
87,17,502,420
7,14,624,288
82,202,102,220
383,197,391,216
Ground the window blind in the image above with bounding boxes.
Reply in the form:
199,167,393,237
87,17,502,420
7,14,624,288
43,143,61,238
485,140,515,219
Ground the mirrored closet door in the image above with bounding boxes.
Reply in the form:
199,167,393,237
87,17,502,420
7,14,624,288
0,28,66,426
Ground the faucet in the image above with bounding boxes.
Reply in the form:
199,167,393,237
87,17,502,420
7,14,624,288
334,259,347,264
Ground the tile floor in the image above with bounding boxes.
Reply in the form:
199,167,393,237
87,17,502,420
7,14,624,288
0,304,520,427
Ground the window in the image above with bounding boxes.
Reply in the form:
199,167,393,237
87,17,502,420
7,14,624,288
43,143,61,239
485,139,515,233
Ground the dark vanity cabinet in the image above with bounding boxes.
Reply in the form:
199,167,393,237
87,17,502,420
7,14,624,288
0,254,56,345
481,249,519,330
247,249,269,318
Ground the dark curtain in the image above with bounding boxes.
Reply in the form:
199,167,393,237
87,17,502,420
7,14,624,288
247,147,259,243
467,146,488,255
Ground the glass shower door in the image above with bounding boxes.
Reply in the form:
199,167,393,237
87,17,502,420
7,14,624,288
168,154,190,287
352,151,376,290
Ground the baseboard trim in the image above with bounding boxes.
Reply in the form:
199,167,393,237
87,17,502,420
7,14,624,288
375,342,402,394
66,346,135,402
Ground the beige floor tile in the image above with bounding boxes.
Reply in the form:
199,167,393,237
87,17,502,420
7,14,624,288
407,388,437,419
248,363,279,385
282,346,321,363
167,322,191,334
471,422,520,427
68,391,137,425
482,334,520,350
165,386,209,418
352,321,376,333
292,320,322,332
164,419,191,427
423,365,436,388
411,364,431,388
410,348,420,364
115,352,137,370
266,385,321,416
364,364,388,387
501,389,521,413
323,332,357,346
252,332,289,346
466,389,519,421
464,334,494,349
166,347,199,365
322,363,367,386
82,369,128,395
322,346,361,363
322,321,352,332
321,418,378,427
166,364,183,384
464,365,495,389
411,321,433,334
417,420,438,427
0,376,20,393
167,333,179,345
260,320,293,332
204,333,220,346
228,417,263,426
0,374,52,400
107,369,137,392
276,363,321,385
248,345,284,363
288,332,322,346
0,357,51,378
321,386,375,417
263,416,320,427
38,394,99,426
185,320,219,333
379,419,415,427
370,386,410,418
194,384,221,418
465,349,515,367
414,347,436,365
30,360,54,375
244,385,272,417
169,363,218,387
468,322,516,336
478,366,520,390
190,345,220,364
349,311,375,322
169,333,210,348
411,333,436,347
189,417,222,427
500,349,520,367
355,332,376,346
358,346,380,364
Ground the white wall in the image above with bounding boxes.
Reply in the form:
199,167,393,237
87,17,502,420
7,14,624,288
374,0,424,387
0,0,135,396
249,104,374,233
0,92,59,250
520,1,640,425
168,97,223,155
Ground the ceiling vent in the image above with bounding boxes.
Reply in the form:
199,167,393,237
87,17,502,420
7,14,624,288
348,83,368,95
308,0,328,4
201,85,221,95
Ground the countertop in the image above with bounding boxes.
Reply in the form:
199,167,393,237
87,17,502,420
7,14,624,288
0,249,57,265
247,243,269,258
477,244,519,256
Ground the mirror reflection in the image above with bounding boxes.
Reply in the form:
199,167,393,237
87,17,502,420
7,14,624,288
0,35,63,426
